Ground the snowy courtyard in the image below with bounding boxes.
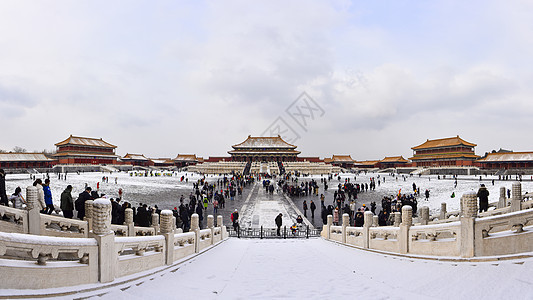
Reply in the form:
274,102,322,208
4,171,533,217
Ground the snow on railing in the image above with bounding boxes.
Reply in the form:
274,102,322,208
40,214,88,238
0,205,28,234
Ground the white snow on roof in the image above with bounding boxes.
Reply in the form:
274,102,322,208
233,136,296,149
480,152,533,162
0,153,53,162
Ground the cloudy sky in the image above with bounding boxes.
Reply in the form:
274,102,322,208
1,0,532,160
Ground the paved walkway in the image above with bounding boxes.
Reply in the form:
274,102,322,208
92,238,533,300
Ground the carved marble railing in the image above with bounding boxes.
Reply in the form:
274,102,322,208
345,227,365,247
40,214,88,238
409,222,461,256
173,232,196,260
369,227,401,253
115,235,166,278
197,228,213,252
329,225,343,242
474,208,533,256
134,226,156,236
111,224,129,236
0,231,98,289
213,226,222,244
0,205,28,234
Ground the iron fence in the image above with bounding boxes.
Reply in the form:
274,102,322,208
227,225,322,239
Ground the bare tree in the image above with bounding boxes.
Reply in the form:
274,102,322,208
13,146,27,153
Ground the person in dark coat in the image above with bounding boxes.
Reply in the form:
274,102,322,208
310,200,316,218
60,185,74,218
137,204,150,227
0,169,8,206
354,211,364,227
195,204,204,229
110,198,121,224
303,201,308,217
76,187,93,219
275,213,283,236
477,184,490,212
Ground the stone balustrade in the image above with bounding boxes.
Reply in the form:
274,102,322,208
0,197,229,289
323,186,533,259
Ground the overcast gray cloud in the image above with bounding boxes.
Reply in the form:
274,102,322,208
1,0,532,159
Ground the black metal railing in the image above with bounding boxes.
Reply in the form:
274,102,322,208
227,225,322,239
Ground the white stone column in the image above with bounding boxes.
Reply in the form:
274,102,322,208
440,203,447,220
91,198,115,283
324,215,333,239
341,213,349,243
363,211,373,249
399,205,412,254
207,215,214,245
191,213,199,253
510,182,522,212
26,186,40,235
160,210,174,265
217,215,226,239
460,192,477,258
152,213,160,234
372,215,379,227
85,200,94,232
497,187,507,209
125,208,135,236
393,212,401,227
420,206,429,225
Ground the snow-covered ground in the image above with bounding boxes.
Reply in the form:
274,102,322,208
75,238,533,300
3,171,229,210
4,171,532,215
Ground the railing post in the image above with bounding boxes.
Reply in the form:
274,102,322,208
372,215,379,227
498,187,507,209
26,186,40,235
393,212,401,227
460,192,477,258
125,208,135,236
160,210,174,265
399,205,412,254
284,226,286,239
191,214,199,253
306,225,309,239
91,198,115,283
342,213,349,243
363,211,373,249
511,182,522,212
420,206,429,225
217,215,227,239
324,215,333,239
152,213,160,235
207,215,214,245
440,203,447,220
85,200,94,232
261,225,263,239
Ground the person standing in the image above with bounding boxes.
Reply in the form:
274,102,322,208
275,213,283,236
0,169,8,206
477,184,490,213
60,185,74,218
231,209,239,232
310,200,316,218
43,179,54,214
303,200,308,217
33,179,46,213
9,187,25,209
76,187,93,220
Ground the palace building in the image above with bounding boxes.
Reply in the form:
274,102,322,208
228,135,300,162
121,153,153,167
0,153,54,169
53,135,118,165
476,152,533,170
324,155,355,169
377,156,410,169
410,136,479,167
